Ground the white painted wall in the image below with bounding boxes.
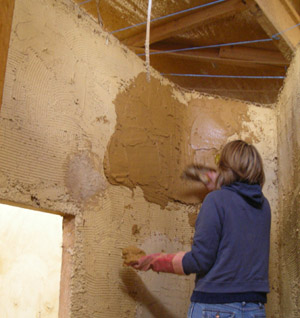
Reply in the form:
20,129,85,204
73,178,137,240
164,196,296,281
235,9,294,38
0,204,62,318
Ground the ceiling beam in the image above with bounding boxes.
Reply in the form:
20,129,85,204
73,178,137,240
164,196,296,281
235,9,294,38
219,46,288,66
289,0,300,15
131,46,288,69
253,0,300,52
124,0,253,47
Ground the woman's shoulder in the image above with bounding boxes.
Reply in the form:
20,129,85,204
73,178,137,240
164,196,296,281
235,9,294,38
202,189,227,206
205,188,229,199
202,187,239,209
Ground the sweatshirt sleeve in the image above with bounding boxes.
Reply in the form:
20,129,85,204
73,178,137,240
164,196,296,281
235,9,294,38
182,193,223,275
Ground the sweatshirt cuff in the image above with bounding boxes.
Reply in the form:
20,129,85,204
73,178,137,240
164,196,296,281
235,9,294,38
172,251,186,275
182,251,196,275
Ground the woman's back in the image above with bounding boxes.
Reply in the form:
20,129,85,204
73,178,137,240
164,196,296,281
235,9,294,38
188,182,271,296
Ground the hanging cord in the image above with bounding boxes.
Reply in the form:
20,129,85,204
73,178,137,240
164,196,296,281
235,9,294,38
77,0,299,80
79,0,300,48
109,0,225,34
78,0,103,26
95,0,103,27
145,0,153,82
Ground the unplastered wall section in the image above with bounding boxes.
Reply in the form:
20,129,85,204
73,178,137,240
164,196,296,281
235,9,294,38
276,46,300,318
0,0,279,317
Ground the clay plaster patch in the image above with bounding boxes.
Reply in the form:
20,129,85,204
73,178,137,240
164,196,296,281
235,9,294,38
104,72,189,208
122,246,146,265
66,151,106,201
188,212,198,228
104,73,251,208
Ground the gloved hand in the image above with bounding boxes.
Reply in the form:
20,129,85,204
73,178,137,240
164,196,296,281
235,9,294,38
131,252,186,275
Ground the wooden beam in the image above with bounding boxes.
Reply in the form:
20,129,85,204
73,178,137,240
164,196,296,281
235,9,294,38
249,6,292,61
131,45,288,69
219,46,288,66
283,0,300,21
253,0,300,52
0,0,15,109
124,0,252,47
289,0,300,15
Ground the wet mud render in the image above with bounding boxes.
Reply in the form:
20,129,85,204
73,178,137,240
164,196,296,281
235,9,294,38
188,212,198,228
122,246,146,265
104,73,250,208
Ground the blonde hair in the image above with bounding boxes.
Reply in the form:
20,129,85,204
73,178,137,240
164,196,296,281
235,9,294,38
216,140,265,188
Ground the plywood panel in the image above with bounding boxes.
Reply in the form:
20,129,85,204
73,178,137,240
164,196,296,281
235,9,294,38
0,204,62,318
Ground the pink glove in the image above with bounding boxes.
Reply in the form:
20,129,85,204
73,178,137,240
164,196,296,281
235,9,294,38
132,252,186,275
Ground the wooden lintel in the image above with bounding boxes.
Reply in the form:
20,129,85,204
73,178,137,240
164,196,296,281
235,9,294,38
131,46,288,69
253,0,300,53
124,0,251,47
0,0,16,109
58,216,75,318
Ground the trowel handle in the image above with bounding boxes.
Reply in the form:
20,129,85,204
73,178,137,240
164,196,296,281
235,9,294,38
182,164,216,185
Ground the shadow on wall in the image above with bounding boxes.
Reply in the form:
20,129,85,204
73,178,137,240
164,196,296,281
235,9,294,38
120,268,177,318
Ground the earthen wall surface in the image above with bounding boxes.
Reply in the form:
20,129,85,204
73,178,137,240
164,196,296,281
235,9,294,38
0,0,279,317
276,46,300,318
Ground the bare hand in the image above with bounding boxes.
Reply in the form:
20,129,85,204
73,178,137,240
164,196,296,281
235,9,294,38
205,171,218,191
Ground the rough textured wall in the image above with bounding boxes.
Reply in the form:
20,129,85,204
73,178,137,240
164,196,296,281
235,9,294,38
0,0,279,317
276,46,300,318
104,74,252,208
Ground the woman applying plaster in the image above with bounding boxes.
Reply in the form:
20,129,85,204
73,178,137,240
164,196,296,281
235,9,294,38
129,140,270,318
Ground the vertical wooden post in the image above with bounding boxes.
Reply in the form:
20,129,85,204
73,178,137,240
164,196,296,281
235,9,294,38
59,216,75,318
0,0,16,109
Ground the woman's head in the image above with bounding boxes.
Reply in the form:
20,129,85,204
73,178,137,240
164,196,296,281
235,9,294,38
216,140,265,188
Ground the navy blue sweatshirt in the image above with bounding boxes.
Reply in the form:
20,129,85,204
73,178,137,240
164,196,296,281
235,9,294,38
182,182,271,304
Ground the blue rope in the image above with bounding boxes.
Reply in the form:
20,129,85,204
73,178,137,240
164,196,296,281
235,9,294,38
79,0,93,5
272,22,300,40
77,0,297,80
138,39,273,56
138,21,300,56
110,0,226,34
161,73,285,79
